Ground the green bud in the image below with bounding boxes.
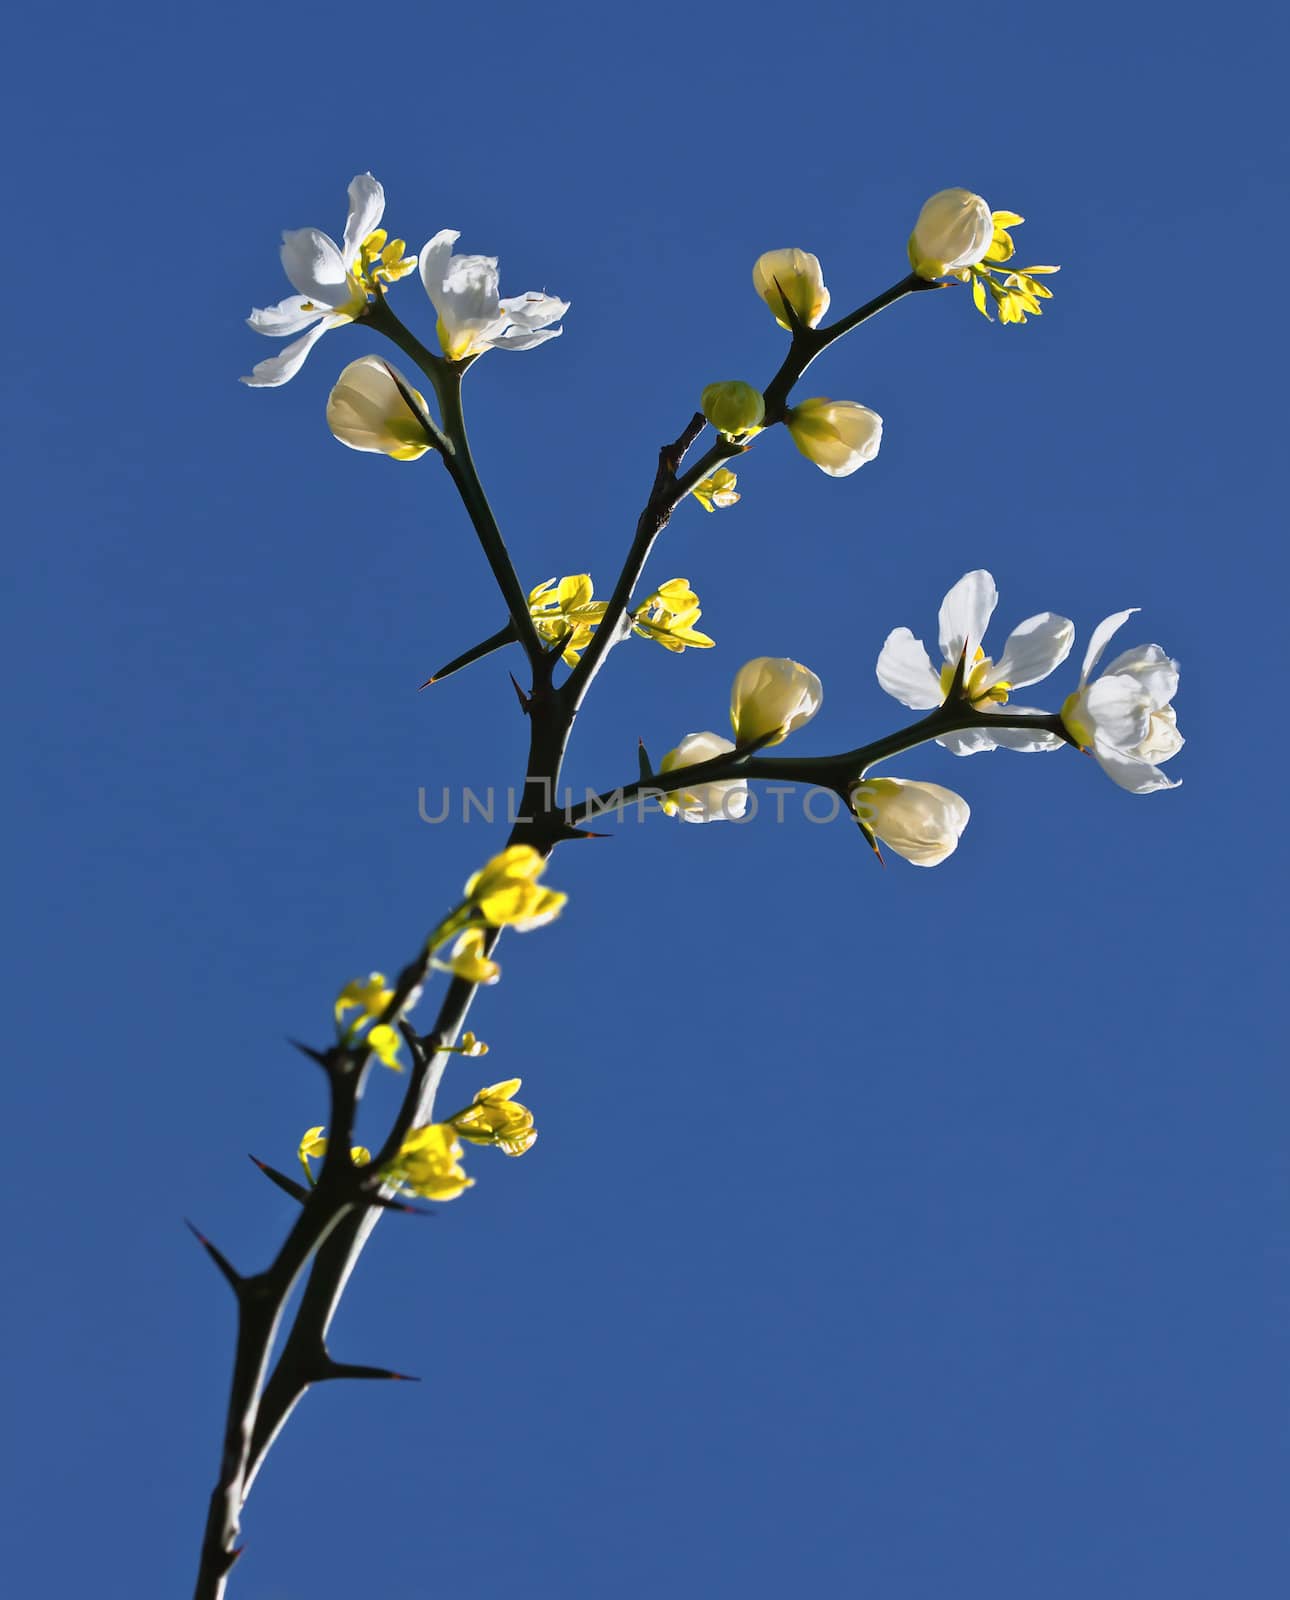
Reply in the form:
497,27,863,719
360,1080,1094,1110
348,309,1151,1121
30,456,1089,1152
701,381,765,437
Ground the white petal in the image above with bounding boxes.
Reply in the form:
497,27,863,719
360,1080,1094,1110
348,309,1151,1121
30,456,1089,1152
280,228,351,307
990,612,1075,689
246,295,325,338
937,727,999,756
418,229,461,306
1101,643,1178,710
1080,608,1138,682
498,291,569,330
1093,747,1182,793
240,315,340,387
488,325,563,352
875,627,942,709
1084,674,1152,750
341,173,385,268
938,570,998,665
977,723,1065,752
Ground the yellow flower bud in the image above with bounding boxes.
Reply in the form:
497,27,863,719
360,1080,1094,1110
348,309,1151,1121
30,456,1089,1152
729,657,823,747
785,398,883,477
701,381,765,438
448,1079,537,1157
326,356,434,460
385,1123,474,1201
752,248,831,330
907,188,994,280
464,845,567,931
690,468,740,513
435,926,501,986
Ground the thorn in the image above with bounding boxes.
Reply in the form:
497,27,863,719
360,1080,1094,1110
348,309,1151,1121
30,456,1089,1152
637,738,653,783
509,672,531,714
184,1220,243,1294
248,1155,310,1204
323,1360,422,1383
368,1193,431,1216
772,274,805,334
288,1038,332,1070
417,674,436,690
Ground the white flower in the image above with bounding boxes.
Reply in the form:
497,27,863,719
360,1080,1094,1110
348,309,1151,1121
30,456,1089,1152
1061,610,1183,793
326,357,433,460
659,733,749,823
752,248,831,330
876,570,1074,755
908,188,995,280
243,173,414,388
850,777,970,867
730,657,823,747
785,398,883,477
419,230,568,361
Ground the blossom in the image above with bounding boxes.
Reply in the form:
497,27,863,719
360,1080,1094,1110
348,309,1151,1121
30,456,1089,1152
691,469,740,513
701,381,765,438
419,230,567,361
366,1024,404,1072
529,575,608,665
325,357,433,460
335,972,393,1026
785,398,883,477
967,210,1059,325
465,846,567,930
752,248,831,329
908,189,995,280
297,1126,372,1185
630,579,715,652
1061,611,1183,792
432,926,501,986
659,732,749,823
448,1079,537,1156
385,1123,474,1201
730,657,823,747
850,778,970,867
243,173,415,387
876,570,1073,754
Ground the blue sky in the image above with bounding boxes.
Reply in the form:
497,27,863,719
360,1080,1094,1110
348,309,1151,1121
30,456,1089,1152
5,2,1287,1595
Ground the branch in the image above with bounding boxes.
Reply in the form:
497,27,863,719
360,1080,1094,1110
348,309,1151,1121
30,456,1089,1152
539,704,1076,835
560,274,938,715
363,297,546,673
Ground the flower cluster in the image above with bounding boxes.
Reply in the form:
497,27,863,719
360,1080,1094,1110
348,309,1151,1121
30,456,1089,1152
529,575,608,665
243,173,567,387
630,580,715,652
654,570,1181,857
334,971,407,1070
379,1079,538,1203
464,845,566,930
908,188,1059,323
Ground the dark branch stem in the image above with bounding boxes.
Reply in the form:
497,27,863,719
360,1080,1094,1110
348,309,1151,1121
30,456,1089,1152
199,265,947,1598
363,298,545,671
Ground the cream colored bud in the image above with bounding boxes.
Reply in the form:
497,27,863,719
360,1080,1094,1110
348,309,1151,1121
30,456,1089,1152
701,381,765,437
785,398,883,477
907,188,994,280
730,657,823,747
326,356,434,460
659,732,749,823
752,248,831,330
850,777,969,866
